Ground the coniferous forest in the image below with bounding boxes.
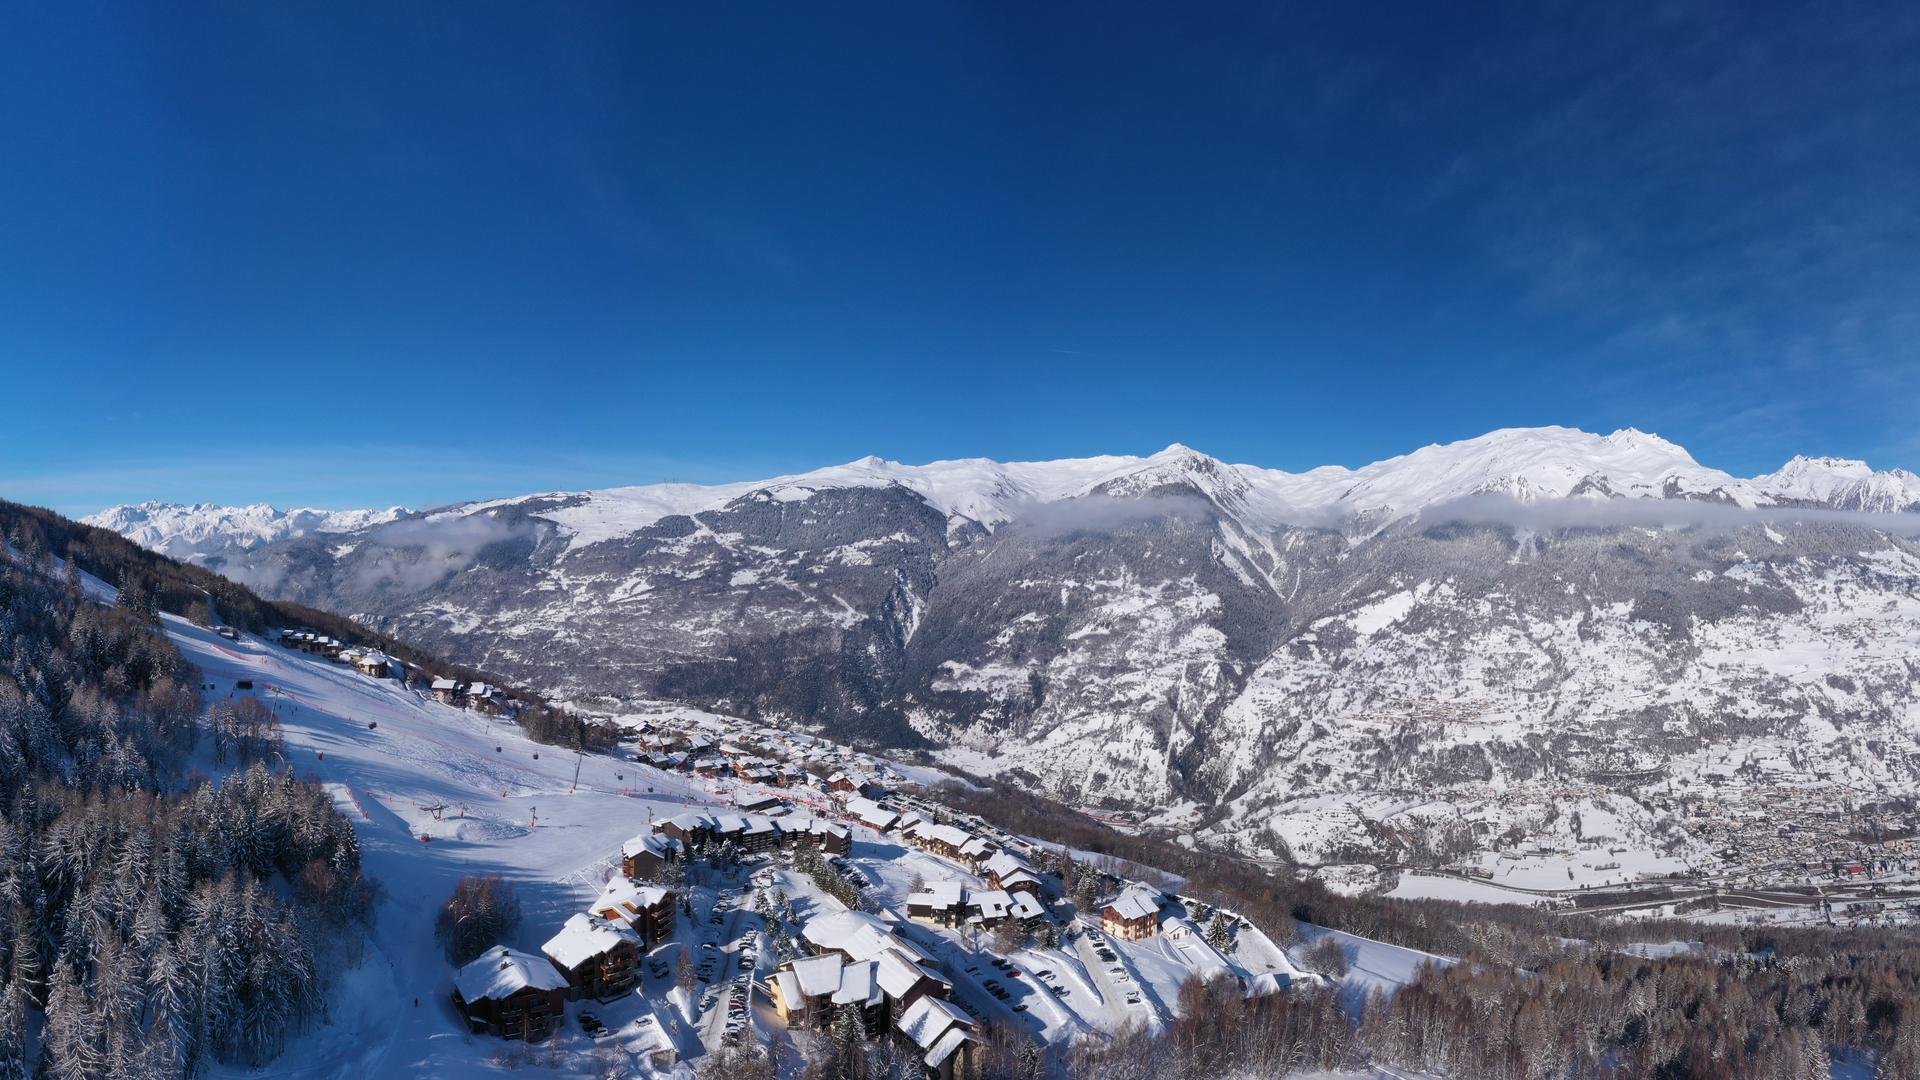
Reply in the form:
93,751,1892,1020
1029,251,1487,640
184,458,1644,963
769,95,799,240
0,530,373,1077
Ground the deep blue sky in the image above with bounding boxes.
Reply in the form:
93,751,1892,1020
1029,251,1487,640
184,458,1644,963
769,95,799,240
5,2,1919,514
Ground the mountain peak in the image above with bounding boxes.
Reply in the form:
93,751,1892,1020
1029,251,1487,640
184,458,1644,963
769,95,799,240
1774,454,1872,476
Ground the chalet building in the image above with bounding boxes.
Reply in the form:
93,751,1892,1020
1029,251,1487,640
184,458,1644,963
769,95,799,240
803,911,923,964
620,832,681,881
736,815,781,854
467,683,503,715
592,877,677,946
657,810,718,851
430,678,463,705
845,797,900,833
354,651,396,679
982,851,1045,896
906,881,969,927
1160,914,1198,941
1101,884,1165,941
958,837,998,872
780,816,852,856
894,995,978,1080
541,913,642,1001
827,772,860,794
775,915,952,1038
905,822,976,864
960,883,1036,926
451,946,569,1041
734,791,784,813
907,882,1042,929
768,955,885,1035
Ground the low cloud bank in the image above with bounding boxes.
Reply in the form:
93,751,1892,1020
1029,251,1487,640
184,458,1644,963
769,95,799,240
1414,493,1920,536
346,512,545,593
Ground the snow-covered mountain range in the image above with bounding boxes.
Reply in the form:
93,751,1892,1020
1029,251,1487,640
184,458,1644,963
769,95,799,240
83,500,410,562
83,427,1920,861
88,427,1920,555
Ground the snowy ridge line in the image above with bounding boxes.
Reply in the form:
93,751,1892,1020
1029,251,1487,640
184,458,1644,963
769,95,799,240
88,426,1920,555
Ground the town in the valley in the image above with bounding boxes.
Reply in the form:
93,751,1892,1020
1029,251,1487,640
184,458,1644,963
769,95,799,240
272,628,1314,1074
266,621,1920,1074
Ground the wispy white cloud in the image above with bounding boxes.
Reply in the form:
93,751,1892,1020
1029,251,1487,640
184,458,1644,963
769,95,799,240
1425,2,1920,466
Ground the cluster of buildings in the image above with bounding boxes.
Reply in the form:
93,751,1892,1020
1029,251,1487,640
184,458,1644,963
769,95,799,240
769,910,978,1078
445,826,680,1041
649,809,852,861
429,677,506,715
448,871,680,1039
276,626,533,719
437,702,1195,1070
905,879,1046,929
277,628,402,680
620,711,901,797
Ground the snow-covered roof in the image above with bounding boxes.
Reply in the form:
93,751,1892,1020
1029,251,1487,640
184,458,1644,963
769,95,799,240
431,677,459,691
621,832,679,860
960,837,996,858
832,960,880,1007
453,946,567,1003
802,910,927,965
783,816,849,841
972,889,1015,921
872,950,945,999
895,994,972,1050
542,912,641,969
1160,914,1200,936
593,877,672,926
1244,971,1293,997
660,810,714,832
997,869,1043,891
773,970,804,1008
982,850,1034,879
1010,891,1046,921
909,821,973,849
1103,884,1163,922
909,880,967,909
844,797,898,829
787,955,845,998
926,1027,975,1069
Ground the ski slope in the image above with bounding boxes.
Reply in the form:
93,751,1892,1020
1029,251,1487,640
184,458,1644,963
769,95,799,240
165,615,736,1078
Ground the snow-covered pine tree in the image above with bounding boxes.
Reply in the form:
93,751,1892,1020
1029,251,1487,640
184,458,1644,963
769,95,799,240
830,1001,866,1080
44,961,103,1080
0,980,27,1080
1204,909,1232,952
